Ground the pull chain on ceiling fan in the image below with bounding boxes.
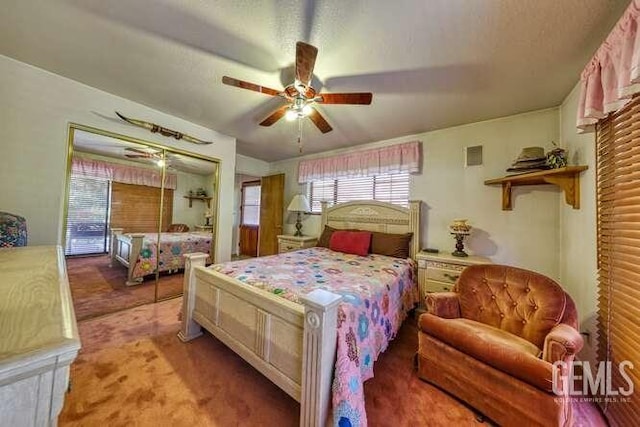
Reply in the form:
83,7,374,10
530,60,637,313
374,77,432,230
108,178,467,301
222,41,373,135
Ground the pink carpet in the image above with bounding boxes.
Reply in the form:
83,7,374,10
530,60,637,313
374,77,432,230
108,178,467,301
59,298,606,426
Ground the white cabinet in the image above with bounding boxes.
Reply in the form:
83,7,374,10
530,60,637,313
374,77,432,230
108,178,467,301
0,246,80,427
277,235,318,254
415,252,491,308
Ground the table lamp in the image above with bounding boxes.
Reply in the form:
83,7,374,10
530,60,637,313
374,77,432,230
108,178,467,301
449,219,472,257
287,194,310,237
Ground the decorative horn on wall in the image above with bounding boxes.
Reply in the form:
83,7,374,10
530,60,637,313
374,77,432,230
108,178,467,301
115,111,213,145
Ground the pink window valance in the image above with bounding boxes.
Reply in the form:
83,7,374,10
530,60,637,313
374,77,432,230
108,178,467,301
577,0,640,132
297,141,421,183
72,157,177,190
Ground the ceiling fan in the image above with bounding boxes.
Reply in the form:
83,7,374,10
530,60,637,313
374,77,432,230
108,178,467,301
222,41,373,134
124,147,172,167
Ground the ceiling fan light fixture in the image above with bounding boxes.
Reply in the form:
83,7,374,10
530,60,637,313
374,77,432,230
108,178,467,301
302,104,312,116
156,159,166,167
285,109,299,121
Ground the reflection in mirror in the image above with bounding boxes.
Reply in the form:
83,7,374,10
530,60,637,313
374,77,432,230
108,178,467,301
156,152,218,300
64,126,220,319
65,128,162,319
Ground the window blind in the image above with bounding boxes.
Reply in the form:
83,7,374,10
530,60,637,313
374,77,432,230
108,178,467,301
308,171,410,213
65,175,110,256
596,95,640,425
110,182,173,233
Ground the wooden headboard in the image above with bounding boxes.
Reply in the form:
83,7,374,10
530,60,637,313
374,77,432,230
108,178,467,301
320,200,421,259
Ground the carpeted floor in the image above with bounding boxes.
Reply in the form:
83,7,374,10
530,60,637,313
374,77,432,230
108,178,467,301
59,298,607,426
66,255,184,320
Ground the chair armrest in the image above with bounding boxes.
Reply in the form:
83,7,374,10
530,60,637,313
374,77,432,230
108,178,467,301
542,323,584,364
425,292,460,319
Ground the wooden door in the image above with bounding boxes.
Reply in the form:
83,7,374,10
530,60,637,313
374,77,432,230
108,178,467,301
239,181,261,257
258,174,284,256
239,225,259,257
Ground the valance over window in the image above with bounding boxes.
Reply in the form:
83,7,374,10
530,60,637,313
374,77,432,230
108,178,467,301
297,141,421,183
577,0,640,132
72,157,177,190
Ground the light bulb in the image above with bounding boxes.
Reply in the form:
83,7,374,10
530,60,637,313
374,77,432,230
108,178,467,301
302,105,312,116
156,159,166,167
285,109,298,121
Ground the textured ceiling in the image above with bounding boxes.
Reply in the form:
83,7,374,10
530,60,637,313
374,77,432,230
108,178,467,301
0,0,629,161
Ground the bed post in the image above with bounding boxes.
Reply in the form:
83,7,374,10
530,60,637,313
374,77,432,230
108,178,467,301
109,228,123,267
408,200,421,259
178,252,208,342
299,289,342,427
126,233,146,286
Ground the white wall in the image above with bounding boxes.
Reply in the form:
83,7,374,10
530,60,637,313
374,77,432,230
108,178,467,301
559,83,598,363
172,171,209,230
270,108,562,278
236,154,270,176
0,55,236,262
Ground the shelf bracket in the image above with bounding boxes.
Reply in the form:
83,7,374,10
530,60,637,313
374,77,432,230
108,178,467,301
501,182,513,211
543,175,580,209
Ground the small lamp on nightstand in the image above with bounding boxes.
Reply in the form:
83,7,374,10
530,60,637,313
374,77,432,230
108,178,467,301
204,209,213,226
449,219,472,257
287,194,310,237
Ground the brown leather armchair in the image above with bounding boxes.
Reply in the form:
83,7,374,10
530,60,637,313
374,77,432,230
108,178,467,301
167,223,189,232
417,264,583,427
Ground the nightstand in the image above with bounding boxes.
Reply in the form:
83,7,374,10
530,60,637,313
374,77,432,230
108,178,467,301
277,235,318,253
194,224,213,232
416,252,492,309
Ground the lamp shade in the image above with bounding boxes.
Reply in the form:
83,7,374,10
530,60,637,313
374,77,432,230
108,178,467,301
287,194,310,212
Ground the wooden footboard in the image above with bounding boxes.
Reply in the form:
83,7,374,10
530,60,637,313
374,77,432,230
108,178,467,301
109,228,145,286
179,253,342,427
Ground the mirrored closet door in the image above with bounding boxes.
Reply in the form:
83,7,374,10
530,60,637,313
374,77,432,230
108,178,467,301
64,125,219,320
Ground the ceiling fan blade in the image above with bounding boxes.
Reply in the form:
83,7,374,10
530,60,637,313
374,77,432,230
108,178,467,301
125,154,149,158
308,108,332,134
125,147,153,155
316,92,373,105
222,76,281,96
295,42,318,88
259,106,289,127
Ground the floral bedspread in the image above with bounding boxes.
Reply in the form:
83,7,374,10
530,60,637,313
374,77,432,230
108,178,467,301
130,232,212,279
210,247,418,427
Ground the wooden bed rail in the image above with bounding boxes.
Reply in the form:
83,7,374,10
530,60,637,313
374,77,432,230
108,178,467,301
109,228,145,286
179,253,342,427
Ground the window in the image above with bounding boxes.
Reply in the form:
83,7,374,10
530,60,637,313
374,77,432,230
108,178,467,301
241,182,261,225
65,175,111,255
596,95,640,424
307,171,410,213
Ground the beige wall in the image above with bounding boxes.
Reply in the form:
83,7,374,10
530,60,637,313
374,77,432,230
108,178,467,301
559,83,598,363
172,171,209,230
271,108,562,279
0,55,236,262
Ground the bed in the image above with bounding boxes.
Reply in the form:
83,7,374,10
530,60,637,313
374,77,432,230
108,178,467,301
179,200,421,426
109,229,213,286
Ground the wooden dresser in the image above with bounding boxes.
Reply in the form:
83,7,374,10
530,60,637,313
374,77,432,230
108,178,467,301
0,246,80,427
416,252,492,308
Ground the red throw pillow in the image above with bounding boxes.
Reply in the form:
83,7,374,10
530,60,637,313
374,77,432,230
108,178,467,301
329,231,372,256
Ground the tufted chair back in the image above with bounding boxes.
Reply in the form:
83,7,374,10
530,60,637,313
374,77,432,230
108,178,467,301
167,223,189,232
0,211,28,248
455,264,577,349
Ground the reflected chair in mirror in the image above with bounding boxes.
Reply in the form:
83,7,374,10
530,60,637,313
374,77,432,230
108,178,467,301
417,264,583,426
0,211,28,247
167,223,189,232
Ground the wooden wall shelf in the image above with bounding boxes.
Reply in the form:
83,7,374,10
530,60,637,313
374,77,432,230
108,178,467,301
184,195,212,208
484,166,588,210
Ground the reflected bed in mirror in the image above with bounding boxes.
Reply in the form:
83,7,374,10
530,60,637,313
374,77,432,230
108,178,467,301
64,125,219,319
